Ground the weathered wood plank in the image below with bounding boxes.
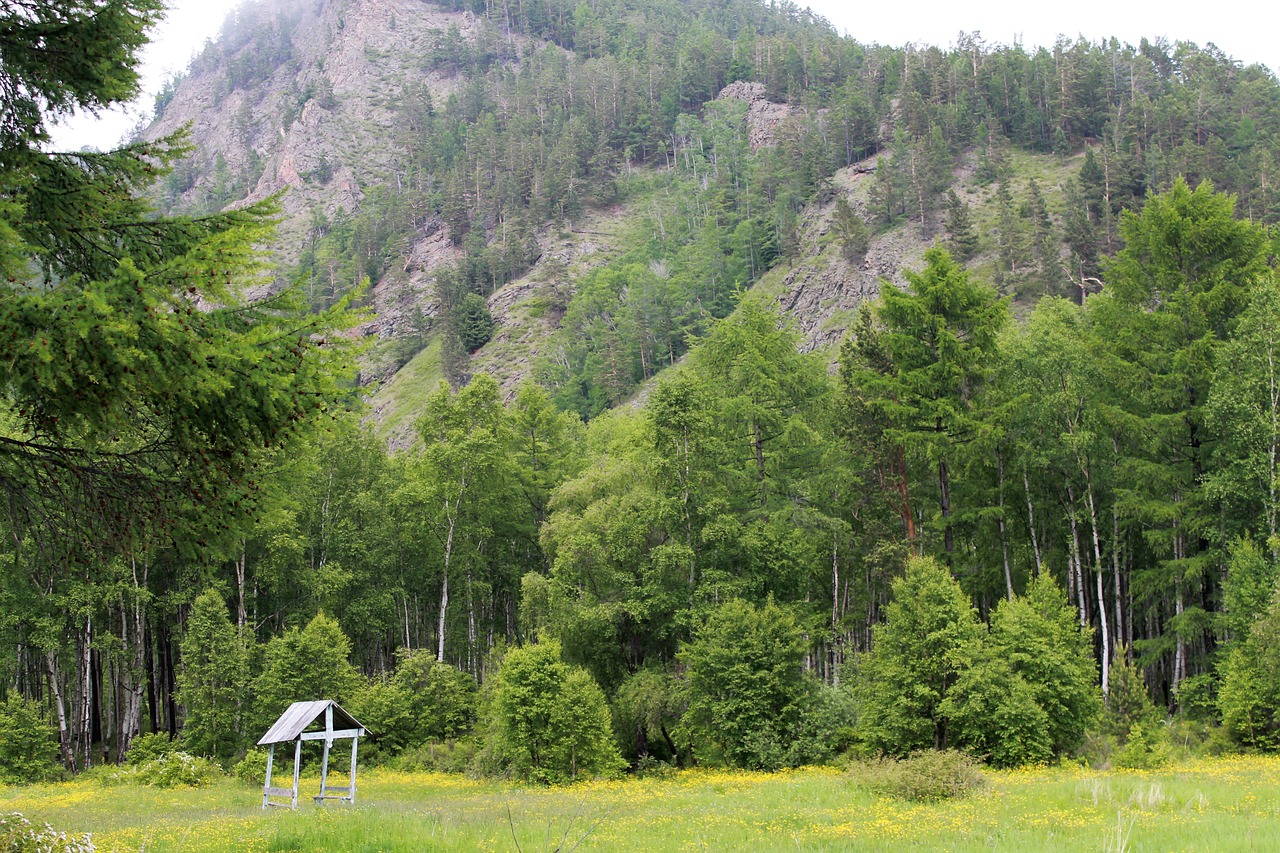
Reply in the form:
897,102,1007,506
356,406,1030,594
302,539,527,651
299,728,363,741
265,786,295,797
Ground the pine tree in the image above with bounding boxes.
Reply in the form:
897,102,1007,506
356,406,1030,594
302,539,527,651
944,190,980,261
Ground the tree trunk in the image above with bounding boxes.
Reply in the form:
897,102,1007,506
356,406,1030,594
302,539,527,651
236,542,248,631
1083,473,1111,694
46,651,77,771
437,499,456,663
939,458,953,555
997,449,1012,600
1023,468,1043,576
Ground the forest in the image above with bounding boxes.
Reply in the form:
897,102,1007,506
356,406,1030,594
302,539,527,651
3,0,1280,788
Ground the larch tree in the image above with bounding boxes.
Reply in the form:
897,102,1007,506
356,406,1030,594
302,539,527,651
842,247,1008,556
1093,178,1268,698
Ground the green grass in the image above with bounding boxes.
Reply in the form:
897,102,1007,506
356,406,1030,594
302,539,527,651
6,756,1280,851
367,333,446,447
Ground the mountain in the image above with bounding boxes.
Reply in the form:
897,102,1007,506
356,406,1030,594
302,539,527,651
143,0,1280,445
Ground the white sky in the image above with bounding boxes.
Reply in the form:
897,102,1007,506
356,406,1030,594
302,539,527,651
49,0,1279,151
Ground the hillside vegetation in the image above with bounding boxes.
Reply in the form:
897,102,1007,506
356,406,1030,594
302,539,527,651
4,0,1280,799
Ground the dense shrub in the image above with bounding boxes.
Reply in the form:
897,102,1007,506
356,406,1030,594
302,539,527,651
989,576,1100,756
391,739,476,774
850,750,987,802
123,732,176,766
0,696,59,784
107,752,221,788
353,651,478,758
479,641,623,784
232,748,268,785
942,650,1053,768
855,557,983,755
0,813,95,852
785,682,859,766
611,668,684,766
1112,724,1172,769
676,598,813,770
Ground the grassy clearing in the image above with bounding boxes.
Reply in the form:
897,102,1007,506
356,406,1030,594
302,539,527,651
6,756,1280,851
367,333,445,448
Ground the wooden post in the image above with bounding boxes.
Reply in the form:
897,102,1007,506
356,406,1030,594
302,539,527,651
262,744,275,810
291,739,302,810
318,705,332,800
348,736,358,805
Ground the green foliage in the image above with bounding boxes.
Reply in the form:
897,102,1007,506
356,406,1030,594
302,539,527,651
850,750,987,802
943,190,980,261
479,641,624,783
1220,586,1280,750
353,651,478,756
250,612,362,736
611,668,684,765
106,751,222,788
1102,647,1163,742
454,292,495,353
1219,538,1280,642
122,732,175,766
178,590,249,762
232,748,268,785
788,682,860,765
1112,724,1172,770
0,696,59,784
0,0,162,154
989,576,1100,756
841,248,1008,553
0,813,95,853
856,557,983,754
676,598,813,770
942,648,1053,768
390,739,476,774
831,197,870,263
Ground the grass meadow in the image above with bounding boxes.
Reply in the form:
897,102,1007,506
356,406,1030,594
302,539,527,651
5,756,1280,851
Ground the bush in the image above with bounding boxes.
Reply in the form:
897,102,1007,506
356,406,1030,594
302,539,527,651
352,651,478,758
0,813,95,852
123,733,176,766
785,682,859,766
0,696,60,784
107,752,222,788
850,750,987,802
1113,724,1171,770
479,641,624,784
989,576,1100,757
232,748,268,785
391,740,476,774
855,557,984,755
941,649,1053,768
676,598,813,770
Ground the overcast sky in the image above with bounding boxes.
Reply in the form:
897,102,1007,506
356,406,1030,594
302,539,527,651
49,0,1280,151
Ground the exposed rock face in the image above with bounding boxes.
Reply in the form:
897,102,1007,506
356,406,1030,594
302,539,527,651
715,80,793,150
144,4,922,431
143,0,481,331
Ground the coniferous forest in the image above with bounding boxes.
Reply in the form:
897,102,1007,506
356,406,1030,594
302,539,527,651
4,0,1280,790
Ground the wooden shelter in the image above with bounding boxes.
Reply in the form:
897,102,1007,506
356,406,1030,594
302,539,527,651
258,700,367,810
